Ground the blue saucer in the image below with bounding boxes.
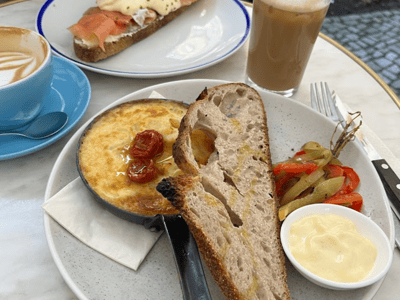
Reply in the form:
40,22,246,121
0,56,91,160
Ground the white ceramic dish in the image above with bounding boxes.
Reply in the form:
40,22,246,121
281,203,393,291
36,0,250,78
44,79,394,300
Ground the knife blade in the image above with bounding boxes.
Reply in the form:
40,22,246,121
332,91,400,248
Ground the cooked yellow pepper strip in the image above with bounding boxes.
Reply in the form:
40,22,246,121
301,141,325,152
291,149,326,164
279,176,345,221
313,149,333,167
280,168,324,205
273,149,325,169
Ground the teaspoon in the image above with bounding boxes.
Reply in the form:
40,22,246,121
0,112,68,139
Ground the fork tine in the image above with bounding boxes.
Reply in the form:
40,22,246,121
325,83,348,127
323,82,339,120
310,83,318,111
315,83,325,115
320,82,332,117
310,82,339,122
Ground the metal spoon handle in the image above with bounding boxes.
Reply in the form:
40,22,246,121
0,112,68,139
0,132,27,138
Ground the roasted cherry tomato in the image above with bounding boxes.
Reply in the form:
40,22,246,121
130,130,163,159
127,159,157,183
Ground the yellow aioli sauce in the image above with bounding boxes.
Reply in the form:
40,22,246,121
289,213,377,283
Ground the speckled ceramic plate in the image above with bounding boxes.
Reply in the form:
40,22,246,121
44,79,394,300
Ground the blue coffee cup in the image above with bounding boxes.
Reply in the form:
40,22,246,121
0,27,53,131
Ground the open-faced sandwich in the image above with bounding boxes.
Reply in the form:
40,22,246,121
68,0,199,62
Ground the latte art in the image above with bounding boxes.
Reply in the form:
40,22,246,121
0,26,52,130
0,51,40,87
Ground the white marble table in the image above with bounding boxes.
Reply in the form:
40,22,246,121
1,1,400,299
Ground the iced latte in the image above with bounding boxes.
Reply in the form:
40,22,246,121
246,0,330,97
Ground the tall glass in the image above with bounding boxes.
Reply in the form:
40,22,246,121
246,0,330,97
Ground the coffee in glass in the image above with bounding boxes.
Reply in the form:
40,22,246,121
246,0,330,97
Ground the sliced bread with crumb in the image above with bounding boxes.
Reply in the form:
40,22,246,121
157,83,291,300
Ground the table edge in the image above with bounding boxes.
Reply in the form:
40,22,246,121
319,32,400,109
0,0,27,8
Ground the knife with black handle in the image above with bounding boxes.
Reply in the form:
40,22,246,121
372,159,400,220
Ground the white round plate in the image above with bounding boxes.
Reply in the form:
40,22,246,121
44,79,394,300
36,0,250,78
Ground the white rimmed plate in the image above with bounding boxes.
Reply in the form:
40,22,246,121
36,0,250,78
44,79,394,300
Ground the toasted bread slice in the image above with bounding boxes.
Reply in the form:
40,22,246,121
73,3,196,62
157,83,291,300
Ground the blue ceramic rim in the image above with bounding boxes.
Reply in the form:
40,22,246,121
36,0,250,77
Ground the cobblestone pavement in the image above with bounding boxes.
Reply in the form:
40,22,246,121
321,9,400,97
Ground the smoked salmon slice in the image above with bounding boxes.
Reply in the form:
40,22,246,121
69,5,172,52
68,9,133,51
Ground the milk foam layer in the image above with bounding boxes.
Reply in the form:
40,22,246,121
0,52,39,87
260,0,330,13
0,27,48,87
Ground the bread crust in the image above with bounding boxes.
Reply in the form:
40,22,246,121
158,176,243,299
158,83,291,300
73,4,194,62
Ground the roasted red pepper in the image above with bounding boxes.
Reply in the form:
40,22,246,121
324,192,363,212
326,164,344,178
294,150,306,156
336,166,360,195
275,173,296,197
273,162,319,176
274,142,364,218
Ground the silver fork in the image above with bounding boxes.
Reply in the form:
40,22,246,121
310,82,344,127
310,82,371,151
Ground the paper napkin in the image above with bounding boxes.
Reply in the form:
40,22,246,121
42,91,167,270
42,178,162,270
